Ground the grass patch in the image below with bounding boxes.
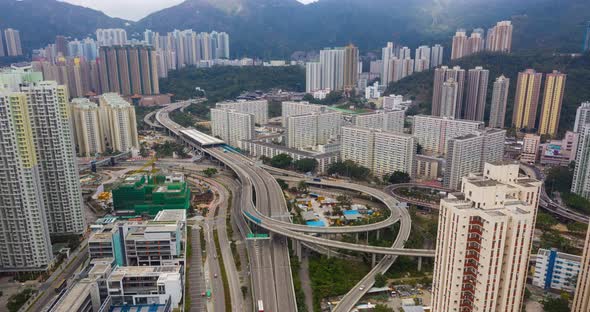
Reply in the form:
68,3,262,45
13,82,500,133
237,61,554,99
308,255,370,312
213,230,232,312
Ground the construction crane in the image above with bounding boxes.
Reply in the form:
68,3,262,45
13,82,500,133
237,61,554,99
130,155,158,175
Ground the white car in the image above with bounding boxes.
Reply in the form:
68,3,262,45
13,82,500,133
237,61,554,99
359,285,365,291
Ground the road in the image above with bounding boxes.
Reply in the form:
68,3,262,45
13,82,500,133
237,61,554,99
188,226,207,312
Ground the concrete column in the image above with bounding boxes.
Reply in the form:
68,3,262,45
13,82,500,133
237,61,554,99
372,254,377,268
376,230,380,240
417,257,422,272
296,240,302,262
355,233,359,243
327,247,331,259
366,232,369,245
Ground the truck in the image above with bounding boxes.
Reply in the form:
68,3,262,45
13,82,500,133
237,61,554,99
54,278,67,293
257,300,264,312
312,178,321,182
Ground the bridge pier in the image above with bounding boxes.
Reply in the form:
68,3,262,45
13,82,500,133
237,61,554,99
376,229,380,240
295,240,302,261
371,254,377,268
366,231,369,245
417,257,422,272
355,233,359,243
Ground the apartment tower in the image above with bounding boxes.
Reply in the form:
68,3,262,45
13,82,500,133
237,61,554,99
464,66,489,121
432,66,465,117
538,70,567,137
488,75,510,128
512,69,543,130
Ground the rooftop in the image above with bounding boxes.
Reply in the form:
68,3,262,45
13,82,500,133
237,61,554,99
180,129,225,147
154,209,186,222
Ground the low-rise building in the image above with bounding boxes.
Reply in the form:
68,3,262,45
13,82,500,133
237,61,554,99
533,248,581,292
521,133,541,164
539,131,579,166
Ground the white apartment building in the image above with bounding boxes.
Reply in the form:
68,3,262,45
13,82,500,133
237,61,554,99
414,45,431,72
306,62,322,93
444,129,506,190
489,75,510,128
341,126,415,178
98,93,139,153
96,28,127,46
574,101,590,133
412,115,484,155
382,94,412,111
353,110,405,134
286,112,341,149
430,44,444,68
107,265,183,309
320,48,345,91
433,162,541,312
440,79,459,118
71,98,103,157
216,100,268,125
281,101,326,125
521,133,540,164
572,124,590,199
211,108,255,147
533,248,581,292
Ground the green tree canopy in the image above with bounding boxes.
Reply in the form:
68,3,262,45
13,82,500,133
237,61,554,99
328,160,371,181
387,171,411,184
293,158,318,173
270,153,293,169
203,168,218,178
542,296,570,312
374,273,387,287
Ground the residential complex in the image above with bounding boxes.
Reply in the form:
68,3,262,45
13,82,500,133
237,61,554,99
488,75,510,128
538,70,567,137
281,101,326,125
451,29,468,60
2,28,23,56
98,93,140,153
486,21,513,53
433,162,541,312
286,112,342,149
211,108,255,147
412,115,484,155
216,100,268,125
96,28,128,46
341,126,416,178
440,79,459,118
71,98,103,156
98,45,160,95
512,69,543,130
464,66,489,121
306,45,359,93
430,44,444,68
533,248,581,292
572,124,590,199
432,66,465,117
352,110,405,133
0,81,85,272
444,129,506,189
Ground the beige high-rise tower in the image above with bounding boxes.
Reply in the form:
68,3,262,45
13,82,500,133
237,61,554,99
98,93,139,153
512,69,543,130
433,162,541,312
573,225,590,311
71,98,104,157
343,44,359,89
451,29,468,60
538,70,567,137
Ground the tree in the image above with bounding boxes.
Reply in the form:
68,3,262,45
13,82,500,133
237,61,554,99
277,179,289,190
270,153,293,169
293,158,318,173
297,181,309,193
542,297,570,312
374,272,387,287
388,171,411,184
202,168,218,177
259,155,271,164
327,160,371,180
545,166,574,194
416,143,423,155
536,212,558,232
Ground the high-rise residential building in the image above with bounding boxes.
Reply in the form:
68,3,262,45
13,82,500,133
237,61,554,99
433,162,541,312
32,58,103,98
574,102,590,133
464,66,489,121
444,129,506,189
286,112,341,149
440,79,459,118
467,31,485,55
489,75,510,128
216,100,268,125
584,21,590,52
211,108,255,147
451,29,468,60
343,44,359,89
512,69,543,130
538,70,567,137
71,98,103,157
3,28,23,56
341,126,415,177
398,46,411,59
432,66,465,117
0,90,54,271
98,93,139,153
414,45,431,72
381,42,395,86
0,30,5,57
486,21,513,53
281,101,326,125
352,110,405,133
521,133,541,164
430,44,444,68
96,28,127,46
98,45,160,95
572,124,590,200
306,61,322,93
573,224,590,311
412,115,484,155
320,48,345,91
55,35,68,57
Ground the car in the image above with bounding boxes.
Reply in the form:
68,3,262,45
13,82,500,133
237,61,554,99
214,273,218,278
201,292,206,297
359,285,365,291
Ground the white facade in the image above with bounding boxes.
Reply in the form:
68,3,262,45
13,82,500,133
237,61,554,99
306,62,322,93
341,126,415,177
281,101,326,125
572,124,590,199
521,134,540,164
412,115,484,155
440,79,459,118
365,82,381,99
96,28,127,46
533,248,581,292
216,100,268,125
71,98,103,157
430,44,444,68
381,42,394,86
98,93,139,153
320,48,345,91
574,101,590,133
353,110,405,134
286,112,341,149
414,45,430,72
382,94,412,111
211,108,255,147
433,162,541,312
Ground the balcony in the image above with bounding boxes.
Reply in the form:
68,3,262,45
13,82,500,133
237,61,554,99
470,219,484,227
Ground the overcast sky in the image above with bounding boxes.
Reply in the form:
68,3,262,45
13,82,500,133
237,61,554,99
61,0,319,21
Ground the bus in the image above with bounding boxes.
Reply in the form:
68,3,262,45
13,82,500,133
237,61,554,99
54,279,67,293
257,300,264,312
